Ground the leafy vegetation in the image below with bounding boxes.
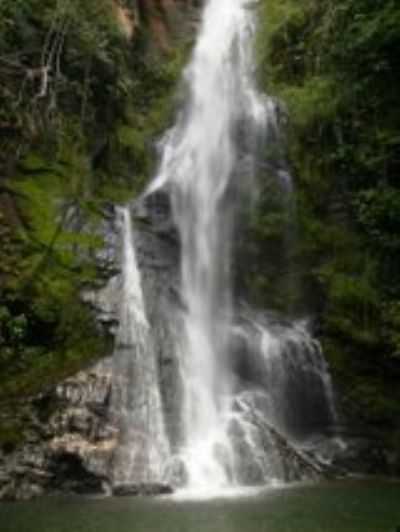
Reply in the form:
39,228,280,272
247,0,400,453
0,0,188,425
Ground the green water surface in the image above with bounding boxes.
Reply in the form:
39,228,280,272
1,480,399,532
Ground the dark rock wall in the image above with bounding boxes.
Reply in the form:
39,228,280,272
0,193,182,500
132,193,183,450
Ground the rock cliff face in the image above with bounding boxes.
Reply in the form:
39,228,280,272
0,197,309,501
0,206,121,500
1,0,398,500
0,194,181,501
117,0,201,49
0,0,202,500
0,194,394,501
0,361,114,500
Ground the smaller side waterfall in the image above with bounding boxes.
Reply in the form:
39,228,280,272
110,207,169,487
223,315,338,485
231,315,337,440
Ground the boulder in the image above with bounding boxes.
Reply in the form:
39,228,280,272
112,482,173,497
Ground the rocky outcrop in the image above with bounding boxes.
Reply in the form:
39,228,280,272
0,203,123,501
0,361,116,501
0,193,181,501
112,482,173,496
131,192,183,451
114,0,202,49
1,194,397,501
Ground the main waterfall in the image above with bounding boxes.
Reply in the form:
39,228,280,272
111,0,339,493
148,0,287,488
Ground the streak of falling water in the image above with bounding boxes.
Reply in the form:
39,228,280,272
147,0,277,488
111,207,169,487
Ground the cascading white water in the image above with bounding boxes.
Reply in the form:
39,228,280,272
111,208,169,487
232,316,338,439
147,0,276,488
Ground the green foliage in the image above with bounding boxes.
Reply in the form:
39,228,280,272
355,188,400,251
253,0,400,440
0,418,24,451
277,76,338,131
382,301,400,360
346,379,400,426
0,306,27,355
0,0,187,417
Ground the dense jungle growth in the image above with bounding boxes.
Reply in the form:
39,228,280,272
0,0,399,470
0,0,193,444
249,0,400,463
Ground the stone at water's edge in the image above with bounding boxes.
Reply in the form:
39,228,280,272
0,360,116,501
112,483,173,497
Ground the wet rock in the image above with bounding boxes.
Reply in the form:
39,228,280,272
47,451,108,495
112,483,173,497
0,359,117,501
328,434,389,475
0,196,180,501
163,456,189,487
131,195,184,451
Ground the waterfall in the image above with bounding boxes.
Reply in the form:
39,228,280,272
147,0,280,488
231,315,338,439
110,0,340,491
111,208,169,488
